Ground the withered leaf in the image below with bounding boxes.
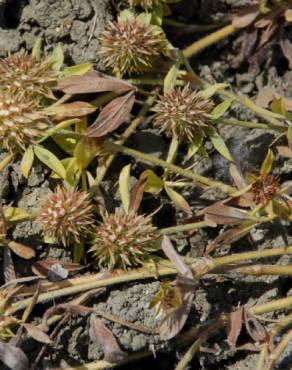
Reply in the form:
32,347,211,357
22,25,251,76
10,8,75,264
89,314,127,363
244,309,268,343
32,259,84,277
230,29,258,69
0,340,29,370
159,236,195,340
277,146,292,158
227,307,244,350
22,282,40,323
47,101,97,119
229,163,247,190
8,241,35,260
86,90,135,137
232,5,259,28
3,247,16,283
203,203,249,226
23,323,52,344
280,35,292,69
57,70,135,94
129,177,147,213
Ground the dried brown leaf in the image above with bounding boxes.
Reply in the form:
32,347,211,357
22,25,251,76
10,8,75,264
203,203,249,226
57,70,135,94
3,247,16,283
280,34,292,69
0,340,29,370
8,241,35,260
129,177,147,213
255,86,276,108
244,309,268,343
89,314,127,363
22,282,40,323
230,29,258,69
277,146,292,158
86,91,135,137
32,259,84,277
23,323,52,344
229,163,247,190
258,23,278,47
227,307,244,350
232,5,259,28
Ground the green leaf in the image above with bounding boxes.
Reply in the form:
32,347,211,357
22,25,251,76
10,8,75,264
211,99,233,119
271,98,286,116
73,242,84,263
207,127,234,161
164,185,192,213
151,6,164,26
119,9,135,22
136,12,152,25
50,43,64,72
31,37,42,61
40,118,80,141
201,83,229,99
141,170,164,194
63,63,93,77
20,146,34,179
4,207,32,222
46,102,96,119
73,137,101,170
52,135,77,155
33,145,66,179
288,125,292,148
186,133,204,159
260,149,274,176
119,164,131,213
166,136,179,163
164,62,181,94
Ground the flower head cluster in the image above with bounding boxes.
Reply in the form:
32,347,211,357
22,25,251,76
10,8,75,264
37,186,95,247
153,85,214,143
90,208,159,270
0,92,50,152
251,174,279,204
99,11,165,76
0,53,58,103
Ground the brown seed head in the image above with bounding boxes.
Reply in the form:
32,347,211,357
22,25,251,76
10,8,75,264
0,92,51,152
37,186,95,247
90,208,159,270
129,0,168,9
99,13,165,76
153,85,214,143
0,53,58,102
251,174,279,204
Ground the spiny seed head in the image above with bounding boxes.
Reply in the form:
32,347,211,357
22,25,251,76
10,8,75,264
0,92,51,152
0,53,58,102
129,0,169,9
37,186,95,247
99,11,165,76
251,174,279,204
153,84,214,143
90,208,159,270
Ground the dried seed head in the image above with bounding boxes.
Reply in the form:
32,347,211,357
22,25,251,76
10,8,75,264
90,208,159,270
0,92,51,152
37,186,95,247
129,0,168,9
153,85,214,143
251,174,279,204
99,12,165,76
0,53,58,102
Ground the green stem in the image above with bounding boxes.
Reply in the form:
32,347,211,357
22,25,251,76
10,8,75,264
216,118,285,132
183,24,237,59
234,264,292,276
265,328,292,370
175,338,202,370
102,141,235,194
160,221,208,235
93,96,154,187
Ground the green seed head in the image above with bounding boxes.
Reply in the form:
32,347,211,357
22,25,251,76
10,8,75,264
90,208,159,270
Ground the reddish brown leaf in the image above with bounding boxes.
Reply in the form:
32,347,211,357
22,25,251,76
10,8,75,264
159,236,195,340
89,314,127,363
86,91,135,137
8,241,35,259
0,340,29,370
227,307,244,350
57,70,135,94
232,5,259,28
129,177,147,212
203,203,249,226
32,259,84,277
244,309,268,343
23,323,52,344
